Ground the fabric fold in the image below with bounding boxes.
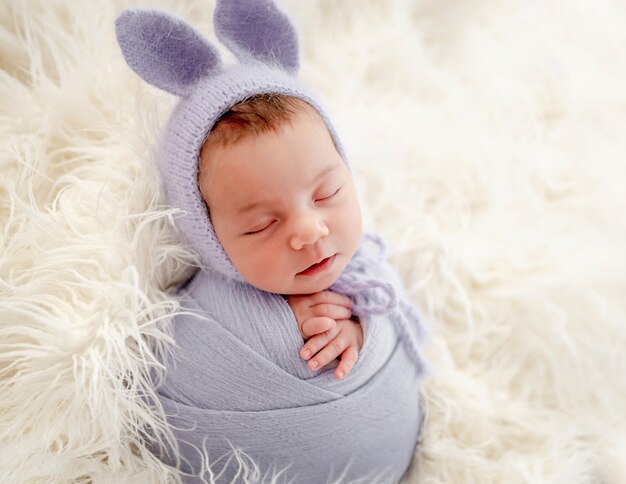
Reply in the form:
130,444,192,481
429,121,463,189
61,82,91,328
156,327,424,483
153,251,428,482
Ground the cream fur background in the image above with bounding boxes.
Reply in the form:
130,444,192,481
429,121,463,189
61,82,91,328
1,0,625,482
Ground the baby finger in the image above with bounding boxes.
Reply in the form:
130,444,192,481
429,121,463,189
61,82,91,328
335,346,359,380
307,336,346,371
301,316,336,339
300,324,340,360
311,303,352,321
310,290,353,310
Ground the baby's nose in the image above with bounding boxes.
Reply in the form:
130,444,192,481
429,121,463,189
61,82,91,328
289,214,329,250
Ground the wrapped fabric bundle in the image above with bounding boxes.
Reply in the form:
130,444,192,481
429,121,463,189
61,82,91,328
157,237,429,482
115,1,431,481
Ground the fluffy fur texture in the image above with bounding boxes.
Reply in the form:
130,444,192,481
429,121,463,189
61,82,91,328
1,0,625,482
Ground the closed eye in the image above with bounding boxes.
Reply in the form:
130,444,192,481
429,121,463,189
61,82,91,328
244,220,274,236
316,187,341,202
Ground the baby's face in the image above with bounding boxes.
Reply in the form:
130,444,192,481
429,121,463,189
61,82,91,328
199,108,362,295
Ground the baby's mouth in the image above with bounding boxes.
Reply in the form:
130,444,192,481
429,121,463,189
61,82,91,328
297,254,336,276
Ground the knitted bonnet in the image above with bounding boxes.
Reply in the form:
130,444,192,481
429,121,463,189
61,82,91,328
115,0,430,373
115,0,351,282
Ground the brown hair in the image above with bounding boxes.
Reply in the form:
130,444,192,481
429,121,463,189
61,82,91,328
203,93,311,148
199,93,313,210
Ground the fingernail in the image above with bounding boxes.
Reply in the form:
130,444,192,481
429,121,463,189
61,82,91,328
310,360,319,369
302,349,311,359
337,371,345,380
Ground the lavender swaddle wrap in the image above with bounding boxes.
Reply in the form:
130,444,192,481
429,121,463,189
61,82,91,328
115,2,431,482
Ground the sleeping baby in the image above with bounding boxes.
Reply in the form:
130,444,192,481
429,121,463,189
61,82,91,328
198,93,365,380
115,0,431,482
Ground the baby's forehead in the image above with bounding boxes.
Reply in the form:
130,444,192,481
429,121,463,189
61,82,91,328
207,102,321,144
199,105,331,172
198,103,347,212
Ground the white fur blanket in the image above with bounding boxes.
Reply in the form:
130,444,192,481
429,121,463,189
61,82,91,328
1,0,625,482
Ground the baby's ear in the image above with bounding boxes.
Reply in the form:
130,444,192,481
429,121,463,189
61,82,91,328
115,9,221,97
214,0,299,73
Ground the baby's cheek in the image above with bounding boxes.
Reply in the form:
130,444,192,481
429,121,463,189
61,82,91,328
245,254,271,282
337,196,362,249
227,244,263,281
243,247,287,292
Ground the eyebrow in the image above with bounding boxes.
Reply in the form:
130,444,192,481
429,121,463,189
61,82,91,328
235,164,340,215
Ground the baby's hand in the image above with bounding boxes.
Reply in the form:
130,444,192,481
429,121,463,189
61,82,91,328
285,290,353,340
285,290,363,380
301,316,363,381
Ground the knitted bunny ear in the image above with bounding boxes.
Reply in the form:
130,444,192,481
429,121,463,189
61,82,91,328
214,0,299,73
115,9,221,97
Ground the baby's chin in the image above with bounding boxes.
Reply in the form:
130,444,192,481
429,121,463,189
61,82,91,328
286,277,340,295
247,273,339,296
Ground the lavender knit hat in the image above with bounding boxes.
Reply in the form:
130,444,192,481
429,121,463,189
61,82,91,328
115,0,350,282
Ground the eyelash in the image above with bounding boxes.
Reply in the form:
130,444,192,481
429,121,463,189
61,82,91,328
244,187,342,236
317,187,341,202
245,221,274,236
